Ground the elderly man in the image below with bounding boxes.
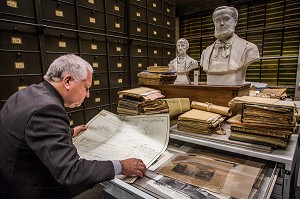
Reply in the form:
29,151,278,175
169,38,198,84
200,6,259,85
0,54,146,199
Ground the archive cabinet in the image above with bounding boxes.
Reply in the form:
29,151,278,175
0,0,176,127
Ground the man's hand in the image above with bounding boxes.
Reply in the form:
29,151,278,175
73,125,87,137
120,158,146,178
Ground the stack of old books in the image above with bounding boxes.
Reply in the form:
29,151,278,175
228,96,297,149
137,66,176,85
177,101,231,135
117,87,168,115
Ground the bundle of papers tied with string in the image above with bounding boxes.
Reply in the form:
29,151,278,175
178,109,226,135
117,87,168,115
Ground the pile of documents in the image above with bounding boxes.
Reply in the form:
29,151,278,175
156,146,266,199
228,96,297,149
137,66,176,85
117,87,168,115
177,109,226,135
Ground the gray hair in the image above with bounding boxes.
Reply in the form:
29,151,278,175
44,54,93,82
177,38,189,49
212,6,238,22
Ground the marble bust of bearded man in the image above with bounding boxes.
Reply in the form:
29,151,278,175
200,6,259,85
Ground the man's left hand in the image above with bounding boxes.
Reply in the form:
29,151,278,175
73,125,87,137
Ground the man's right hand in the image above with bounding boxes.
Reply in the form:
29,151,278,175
120,158,146,178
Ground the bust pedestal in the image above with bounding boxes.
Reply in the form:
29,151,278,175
142,83,250,115
174,72,191,85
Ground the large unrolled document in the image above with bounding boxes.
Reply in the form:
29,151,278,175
191,101,232,116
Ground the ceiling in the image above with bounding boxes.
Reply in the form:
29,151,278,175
175,0,254,16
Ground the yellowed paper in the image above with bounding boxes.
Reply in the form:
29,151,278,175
191,101,232,116
163,98,191,117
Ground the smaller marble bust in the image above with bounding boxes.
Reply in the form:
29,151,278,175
168,38,198,84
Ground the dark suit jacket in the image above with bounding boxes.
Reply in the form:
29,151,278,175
0,81,115,199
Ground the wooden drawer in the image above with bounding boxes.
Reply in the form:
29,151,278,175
162,1,175,16
148,43,163,57
0,75,43,100
0,52,41,75
129,20,147,38
162,28,175,42
147,10,162,26
105,0,126,17
0,22,39,51
80,33,106,54
130,4,146,22
78,7,105,31
44,29,78,53
162,15,175,29
84,89,110,108
130,57,148,71
41,0,76,26
81,54,108,73
148,0,161,12
148,57,163,66
107,14,127,34
163,44,176,58
110,72,130,88
130,41,147,57
0,0,35,19
109,56,129,72
68,110,84,127
91,73,109,90
148,24,162,40
77,0,104,11
108,38,128,56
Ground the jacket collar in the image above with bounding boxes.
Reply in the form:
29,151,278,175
43,81,64,106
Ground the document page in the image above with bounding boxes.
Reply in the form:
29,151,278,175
73,110,170,168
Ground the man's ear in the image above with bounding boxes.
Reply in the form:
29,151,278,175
62,75,72,91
